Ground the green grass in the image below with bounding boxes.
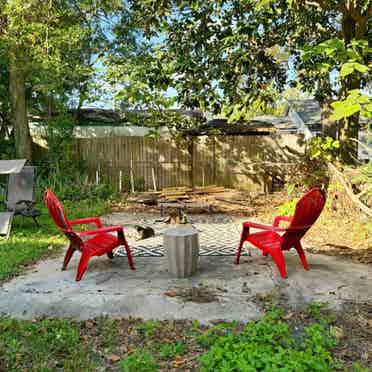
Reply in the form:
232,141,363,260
0,305,369,371
121,350,158,372
136,320,162,337
0,318,94,371
0,199,109,283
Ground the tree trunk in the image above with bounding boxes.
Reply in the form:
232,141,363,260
338,11,365,164
9,59,32,160
339,116,359,163
187,137,195,189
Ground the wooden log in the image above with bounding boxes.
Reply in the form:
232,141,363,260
214,197,247,206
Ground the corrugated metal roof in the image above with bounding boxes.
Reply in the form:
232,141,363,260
287,99,321,127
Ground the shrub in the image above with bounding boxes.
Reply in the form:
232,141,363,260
308,136,340,163
36,169,116,202
198,309,339,372
278,199,298,216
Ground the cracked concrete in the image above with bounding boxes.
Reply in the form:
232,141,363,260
0,249,371,324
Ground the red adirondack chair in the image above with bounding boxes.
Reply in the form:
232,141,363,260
235,188,326,278
44,189,135,281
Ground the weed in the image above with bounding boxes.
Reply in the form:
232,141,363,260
198,308,340,371
121,350,158,372
0,318,94,371
158,341,187,359
136,321,161,337
307,301,327,320
197,321,239,348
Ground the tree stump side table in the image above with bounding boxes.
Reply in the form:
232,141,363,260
164,226,199,278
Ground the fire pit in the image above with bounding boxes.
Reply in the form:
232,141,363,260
164,225,199,278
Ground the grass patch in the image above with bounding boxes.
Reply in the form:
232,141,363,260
121,350,158,372
0,318,94,371
0,199,109,283
1,303,369,371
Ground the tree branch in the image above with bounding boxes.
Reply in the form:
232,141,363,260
328,162,372,217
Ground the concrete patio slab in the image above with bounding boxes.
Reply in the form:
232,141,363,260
0,250,371,324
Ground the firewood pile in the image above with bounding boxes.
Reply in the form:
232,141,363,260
126,185,254,215
128,185,226,204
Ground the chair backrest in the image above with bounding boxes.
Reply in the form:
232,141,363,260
6,166,36,211
281,188,326,250
44,189,83,250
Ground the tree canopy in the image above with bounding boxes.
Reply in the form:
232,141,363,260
108,0,370,161
0,0,371,162
0,0,121,159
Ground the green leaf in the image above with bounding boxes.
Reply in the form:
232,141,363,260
353,63,369,73
365,103,372,112
339,63,354,77
331,103,361,120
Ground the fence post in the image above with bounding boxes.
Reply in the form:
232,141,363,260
151,166,157,191
119,170,122,192
96,163,100,185
187,137,195,189
212,136,216,184
130,155,135,193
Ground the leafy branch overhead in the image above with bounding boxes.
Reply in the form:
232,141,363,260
0,0,371,163
301,38,371,120
108,0,370,163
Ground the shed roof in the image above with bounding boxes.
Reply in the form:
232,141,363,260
184,115,296,136
286,99,321,126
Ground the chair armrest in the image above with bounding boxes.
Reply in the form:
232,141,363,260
16,200,35,207
243,221,286,232
78,225,123,237
69,217,103,228
273,216,293,227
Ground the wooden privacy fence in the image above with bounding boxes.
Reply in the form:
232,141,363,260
74,134,303,192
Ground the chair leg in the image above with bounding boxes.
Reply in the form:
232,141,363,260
62,245,75,270
295,242,309,271
118,229,135,270
76,251,91,281
269,248,287,278
123,237,135,270
32,216,40,228
235,227,248,265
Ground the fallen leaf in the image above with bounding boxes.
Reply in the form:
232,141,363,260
85,320,94,329
173,357,187,367
333,326,344,339
106,354,121,363
282,312,294,320
361,352,369,360
164,291,178,297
